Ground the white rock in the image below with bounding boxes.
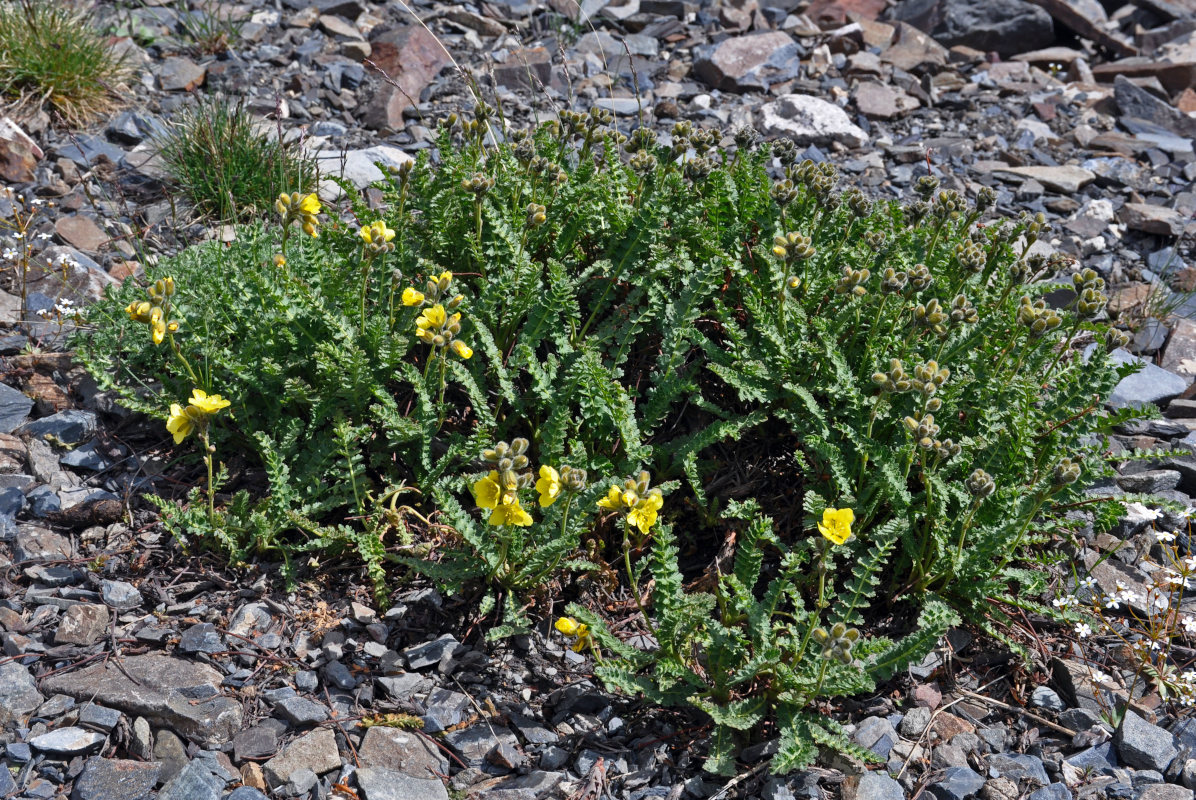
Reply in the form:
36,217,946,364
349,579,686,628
314,145,413,189
757,94,867,149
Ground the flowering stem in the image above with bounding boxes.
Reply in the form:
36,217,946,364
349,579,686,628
794,543,829,666
436,352,448,428
201,427,216,527
359,252,372,331
623,527,657,637
168,332,201,387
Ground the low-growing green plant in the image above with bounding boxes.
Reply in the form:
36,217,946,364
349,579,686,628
0,0,131,125
79,102,1141,773
174,0,244,55
154,96,316,222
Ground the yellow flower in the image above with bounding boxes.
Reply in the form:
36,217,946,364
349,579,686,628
450,340,473,360
298,193,321,216
817,507,854,545
188,389,231,415
555,617,591,652
151,318,166,346
402,287,425,306
627,492,663,536
359,220,395,245
416,304,446,331
489,499,533,527
438,270,452,284
472,471,507,509
273,254,286,268
536,465,561,507
597,485,624,510
125,300,151,323
165,403,194,444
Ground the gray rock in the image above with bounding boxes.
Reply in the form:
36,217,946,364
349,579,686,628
1107,348,1189,409
157,760,223,800
758,94,868,149
13,525,72,562
854,716,899,758
1137,786,1195,800
1119,203,1188,237
404,634,460,670
157,56,206,91
891,0,1054,56
39,654,243,747
1027,785,1073,800
233,722,283,761
928,767,986,800
18,409,97,443
29,726,106,755
71,757,160,800
900,706,932,737
0,660,44,722
315,145,412,190
323,659,357,689
60,440,121,471
0,485,24,517
355,767,450,800
287,767,318,794
226,788,269,800
359,726,449,776
227,602,272,637
1114,76,1196,138
443,724,519,768
272,695,330,726
100,580,142,610
0,383,32,434
987,753,1049,786
1116,711,1178,772
0,764,13,796
262,728,341,787
1115,470,1181,493
177,622,224,654
129,716,152,761
855,771,905,800
693,32,803,92
993,166,1096,194
153,729,188,784
77,703,121,732
54,603,109,646
423,687,472,732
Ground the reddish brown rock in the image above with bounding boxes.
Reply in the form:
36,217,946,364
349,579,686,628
1118,202,1187,236
807,0,888,28
881,23,950,73
54,215,108,253
157,56,206,91
693,32,801,92
362,25,453,131
0,116,42,183
24,373,72,415
854,81,921,118
1162,317,1196,379
493,47,554,91
1091,57,1196,94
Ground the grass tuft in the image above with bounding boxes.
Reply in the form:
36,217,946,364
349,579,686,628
154,96,317,222
0,0,131,126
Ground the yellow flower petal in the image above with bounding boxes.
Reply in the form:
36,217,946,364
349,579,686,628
165,403,193,444
450,340,473,360
402,288,425,306
555,617,581,636
473,471,503,510
817,507,854,545
488,500,532,527
536,465,561,507
298,193,321,215
188,389,231,415
627,506,658,536
597,485,623,511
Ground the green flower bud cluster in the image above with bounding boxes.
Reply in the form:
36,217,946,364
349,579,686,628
914,175,940,200
908,263,933,292
625,127,657,154
843,188,871,218
462,172,495,197
1106,328,1130,352
685,156,713,182
932,189,965,220
669,120,695,159
1017,296,1062,338
526,203,547,228
1020,211,1049,248
772,232,815,262
527,155,568,185
966,468,996,498
771,138,798,166
872,358,910,393
881,267,907,293
770,179,798,208
914,297,948,334
836,265,871,297
733,124,761,150
975,185,997,213
559,465,588,492
948,293,978,325
483,438,535,491
955,240,986,272
514,137,536,164
690,129,719,155
933,438,961,460
1053,457,1081,486
1072,268,1108,319
629,150,658,176
865,231,887,250
911,360,950,398
904,200,930,226
904,412,941,449
812,622,859,664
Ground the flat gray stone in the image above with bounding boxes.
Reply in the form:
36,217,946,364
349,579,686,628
40,654,243,747
54,603,109,646
18,409,97,443
272,695,329,726
263,728,341,787
71,757,160,800
1117,710,1178,772
1107,348,1189,409
359,726,449,777
987,752,1049,786
29,727,105,755
928,766,986,800
0,383,33,434
100,580,142,610
12,525,72,562
403,634,460,670
355,767,449,800
855,771,906,800
157,760,223,800
993,165,1096,194
0,660,44,722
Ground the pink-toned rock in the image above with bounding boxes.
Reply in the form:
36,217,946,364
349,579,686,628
157,56,206,91
693,32,801,92
881,22,950,73
54,215,108,253
0,117,42,183
854,81,921,118
1162,317,1196,378
362,25,453,131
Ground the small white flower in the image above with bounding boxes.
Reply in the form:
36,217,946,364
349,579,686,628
1053,595,1077,610
1079,576,1097,590
1104,596,1121,610
2,248,17,261
36,232,51,241
12,231,23,239
30,198,43,205
1089,668,1114,685
1156,530,1177,543
36,308,52,319
1183,616,1196,635
1075,622,1092,638
1184,556,1196,571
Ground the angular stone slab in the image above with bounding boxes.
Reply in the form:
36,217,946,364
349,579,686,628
40,655,242,747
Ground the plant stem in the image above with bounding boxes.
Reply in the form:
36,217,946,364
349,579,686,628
201,427,216,527
623,526,657,637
